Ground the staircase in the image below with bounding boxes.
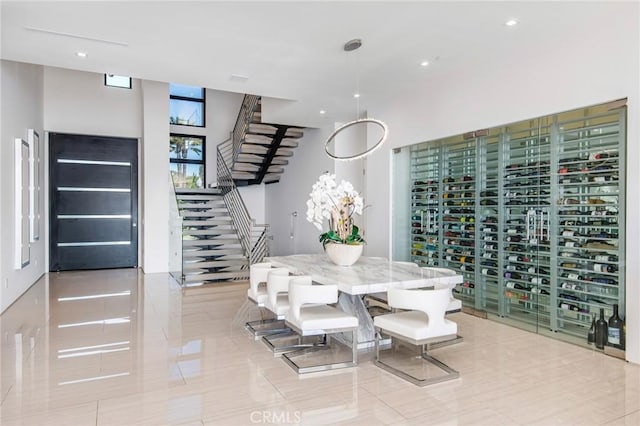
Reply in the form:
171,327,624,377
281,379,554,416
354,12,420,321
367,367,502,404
176,188,249,285
221,95,304,186
169,94,302,287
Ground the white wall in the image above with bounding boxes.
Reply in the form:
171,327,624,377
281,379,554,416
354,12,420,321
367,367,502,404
265,125,334,256
44,67,142,138
239,184,266,224
362,4,640,362
141,80,170,273
1,60,45,313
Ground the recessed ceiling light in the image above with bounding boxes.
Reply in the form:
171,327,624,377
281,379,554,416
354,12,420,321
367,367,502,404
420,61,429,67
319,110,326,115
353,93,361,99
75,51,88,58
505,19,518,27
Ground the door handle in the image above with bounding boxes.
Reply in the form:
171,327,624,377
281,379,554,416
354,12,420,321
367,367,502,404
132,222,137,228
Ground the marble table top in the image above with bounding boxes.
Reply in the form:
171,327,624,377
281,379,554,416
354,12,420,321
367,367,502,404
265,254,462,295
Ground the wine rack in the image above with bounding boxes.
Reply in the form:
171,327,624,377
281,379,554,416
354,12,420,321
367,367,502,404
441,138,476,306
404,101,626,348
553,108,624,339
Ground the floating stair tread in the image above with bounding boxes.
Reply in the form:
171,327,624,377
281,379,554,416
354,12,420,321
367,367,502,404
175,188,222,195
231,171,257,180
236,153,267,164
244,134,273,144
182,220,233,226
240,142,269,155
263,173,282,183
178,201,226,208
179,209,229,215
270,158,289,165
183,239,241,247
176,194,223,201
183,260,248,270
183,271,249,282
267,166,284,173
279,139,299,148
248,123,278,134
232,163,260,172
239,144,269,155
285,128,304,138
182,228,234,236
182,249,244,258
275,148,294,157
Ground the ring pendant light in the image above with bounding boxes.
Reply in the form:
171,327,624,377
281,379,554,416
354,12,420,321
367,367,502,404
324,38,389,161
324,118,389,161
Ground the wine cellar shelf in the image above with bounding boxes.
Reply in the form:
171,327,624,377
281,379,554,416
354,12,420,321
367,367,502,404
408,102,626,347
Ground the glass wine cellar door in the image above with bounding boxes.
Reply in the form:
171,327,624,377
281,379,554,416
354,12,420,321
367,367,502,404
499,118,551,332
402,100,626,347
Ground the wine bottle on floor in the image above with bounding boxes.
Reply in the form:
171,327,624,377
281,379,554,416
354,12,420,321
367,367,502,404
607,304,624,349
595,308,608,350
587,314,596,344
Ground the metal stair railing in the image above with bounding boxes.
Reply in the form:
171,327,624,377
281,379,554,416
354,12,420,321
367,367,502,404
231,94,260,166
217,144,269,265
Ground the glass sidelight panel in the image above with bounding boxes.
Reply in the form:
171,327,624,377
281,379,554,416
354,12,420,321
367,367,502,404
477,129,501,315
409,142,441,267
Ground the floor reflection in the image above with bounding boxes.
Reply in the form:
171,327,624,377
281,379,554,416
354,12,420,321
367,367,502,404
2,269,640,425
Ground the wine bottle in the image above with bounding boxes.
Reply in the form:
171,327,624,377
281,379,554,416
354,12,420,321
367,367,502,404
587,314,596,344
607,304,624,349
559,301,580,312
595,308,608,350
561,272,584,281
591,263,616,273
503,271,521,280
561,282,582,291
530,277,549,285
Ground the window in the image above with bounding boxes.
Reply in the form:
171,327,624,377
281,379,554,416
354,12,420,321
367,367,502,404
104,74,132,89
170,83,205,127
170,134,205,188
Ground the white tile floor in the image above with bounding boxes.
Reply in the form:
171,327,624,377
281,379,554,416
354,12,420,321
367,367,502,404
1,269,639,425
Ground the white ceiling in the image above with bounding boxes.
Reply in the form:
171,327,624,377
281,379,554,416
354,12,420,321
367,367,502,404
0,1,625,127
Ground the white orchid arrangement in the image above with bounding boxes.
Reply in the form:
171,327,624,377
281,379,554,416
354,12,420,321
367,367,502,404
306,173,365,247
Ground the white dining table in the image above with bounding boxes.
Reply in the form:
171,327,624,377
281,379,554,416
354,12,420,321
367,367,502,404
265,254,463,348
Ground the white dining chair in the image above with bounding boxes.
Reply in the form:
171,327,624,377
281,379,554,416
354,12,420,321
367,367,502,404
282,280,359,374
374,287,460,386
245,264,290,337
261,274,325,354
422,267,462,312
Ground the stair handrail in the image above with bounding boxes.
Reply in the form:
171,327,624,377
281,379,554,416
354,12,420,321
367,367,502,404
217,143,269,265
231,94,260,166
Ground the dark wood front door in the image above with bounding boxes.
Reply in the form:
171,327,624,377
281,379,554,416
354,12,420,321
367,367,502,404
49,133,138,271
